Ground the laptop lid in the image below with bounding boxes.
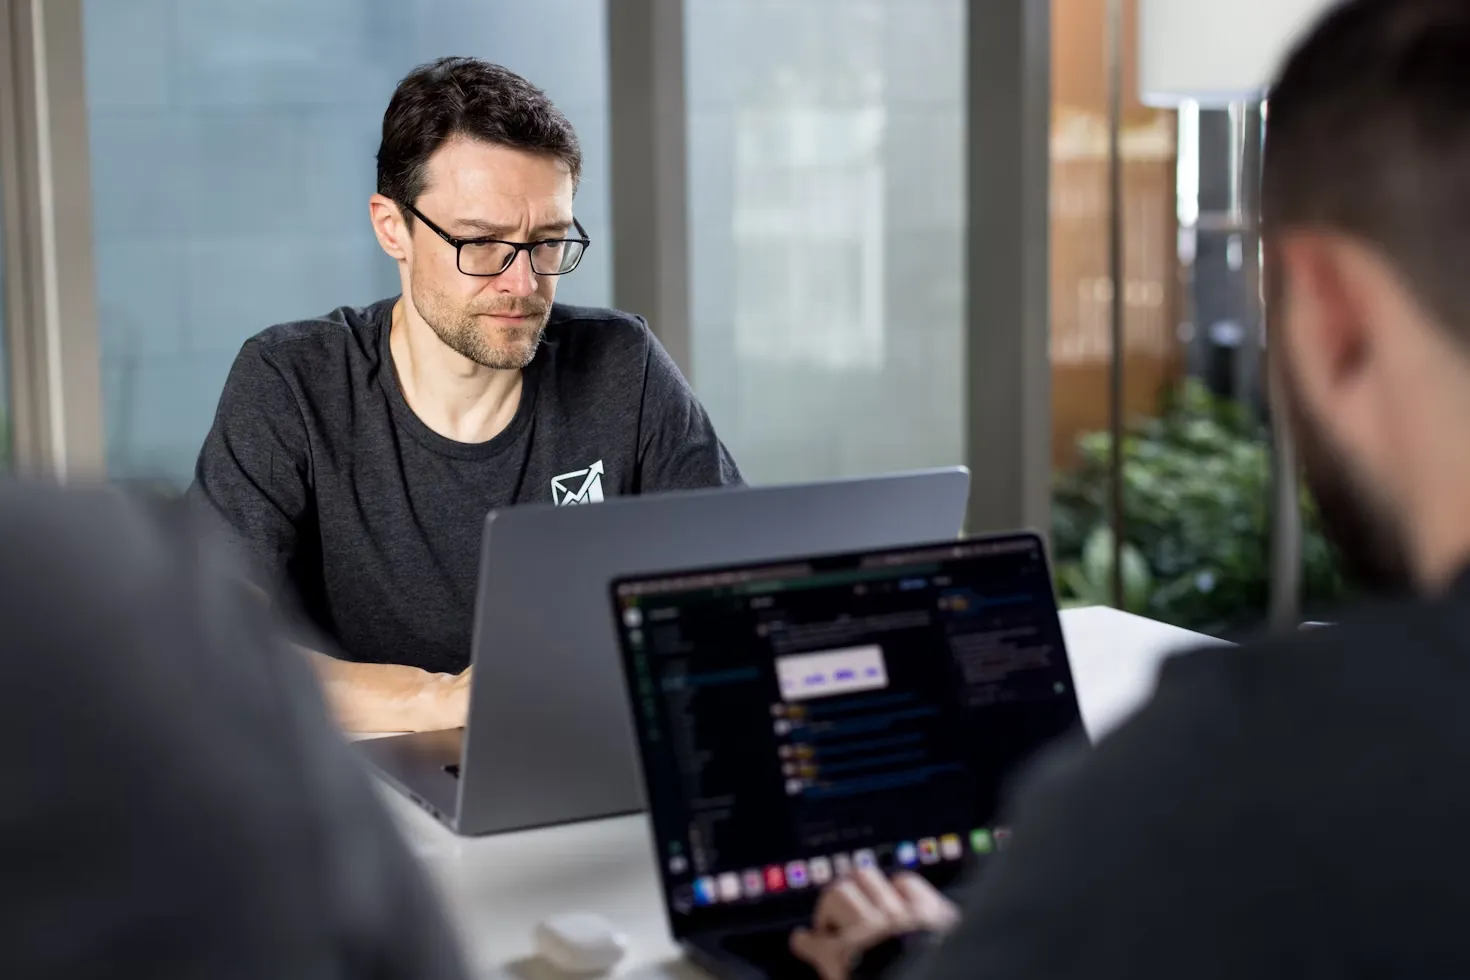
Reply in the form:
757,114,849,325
610,532,1083,941
453,468,971,835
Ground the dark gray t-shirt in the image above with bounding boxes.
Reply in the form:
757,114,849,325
190,298,741,673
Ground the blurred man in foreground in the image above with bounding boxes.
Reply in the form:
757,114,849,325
796,1,1470,976
0,484,468,978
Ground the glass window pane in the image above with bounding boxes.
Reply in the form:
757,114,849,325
83,0,611,486
685,0,965,484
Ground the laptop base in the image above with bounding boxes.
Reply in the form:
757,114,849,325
354,729,463,829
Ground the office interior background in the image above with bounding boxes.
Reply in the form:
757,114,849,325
0,0,1345,638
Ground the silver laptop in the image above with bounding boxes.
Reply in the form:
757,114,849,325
357,468,970,835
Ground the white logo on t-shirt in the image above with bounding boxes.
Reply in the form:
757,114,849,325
551,460,606,506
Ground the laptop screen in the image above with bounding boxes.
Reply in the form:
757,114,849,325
610,532,1083,938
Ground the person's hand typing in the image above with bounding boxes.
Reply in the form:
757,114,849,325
790,869,959,980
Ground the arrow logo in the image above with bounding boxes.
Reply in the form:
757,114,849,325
550,459,606,506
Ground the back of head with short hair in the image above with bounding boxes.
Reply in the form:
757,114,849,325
1263,0,1470,341
376,57,582,215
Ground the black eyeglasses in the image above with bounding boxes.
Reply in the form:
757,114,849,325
404,203,590,277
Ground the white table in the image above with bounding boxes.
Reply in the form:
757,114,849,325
377,606,1225,978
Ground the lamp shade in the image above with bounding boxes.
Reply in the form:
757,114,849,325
1139,0,1337,106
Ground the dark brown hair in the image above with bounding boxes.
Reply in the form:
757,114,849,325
1263,0,1470,336
376,57,582,216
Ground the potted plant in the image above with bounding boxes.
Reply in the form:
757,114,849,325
1052,380,1351,636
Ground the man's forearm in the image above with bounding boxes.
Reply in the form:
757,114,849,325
302,648,470,733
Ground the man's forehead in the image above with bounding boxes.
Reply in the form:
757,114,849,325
422,138,573,201
418,143,573,234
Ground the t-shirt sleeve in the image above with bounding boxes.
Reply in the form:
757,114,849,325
635,324,744,492
188,338,312,597
898,650,1315,980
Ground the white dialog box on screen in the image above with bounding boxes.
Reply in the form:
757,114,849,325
776,646,888,702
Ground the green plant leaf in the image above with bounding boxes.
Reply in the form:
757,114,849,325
1052,380,1351,632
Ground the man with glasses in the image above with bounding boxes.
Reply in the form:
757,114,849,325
192,58,741,733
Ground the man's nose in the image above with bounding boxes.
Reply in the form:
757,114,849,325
495,249,538,297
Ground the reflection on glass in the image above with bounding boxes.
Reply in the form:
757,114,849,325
82,0,612,486
685,0,964,484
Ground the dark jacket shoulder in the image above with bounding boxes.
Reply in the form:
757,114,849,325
904,600,1470,980
1147,594,1470,743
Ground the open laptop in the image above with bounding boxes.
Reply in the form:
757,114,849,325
357,468,970,835
609,532,1083,979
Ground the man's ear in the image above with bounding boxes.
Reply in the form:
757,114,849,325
369,194,410,262
1274,232,1371,397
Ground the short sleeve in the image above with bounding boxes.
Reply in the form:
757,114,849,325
188,339,312,597
634,323,743,492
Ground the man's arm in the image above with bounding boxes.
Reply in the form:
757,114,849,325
308,650,470,733
193,340,467,732
634,323,744,491
253,589,470,732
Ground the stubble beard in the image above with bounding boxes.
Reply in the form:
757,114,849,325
410,277,550,370
1275,349,1415,597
